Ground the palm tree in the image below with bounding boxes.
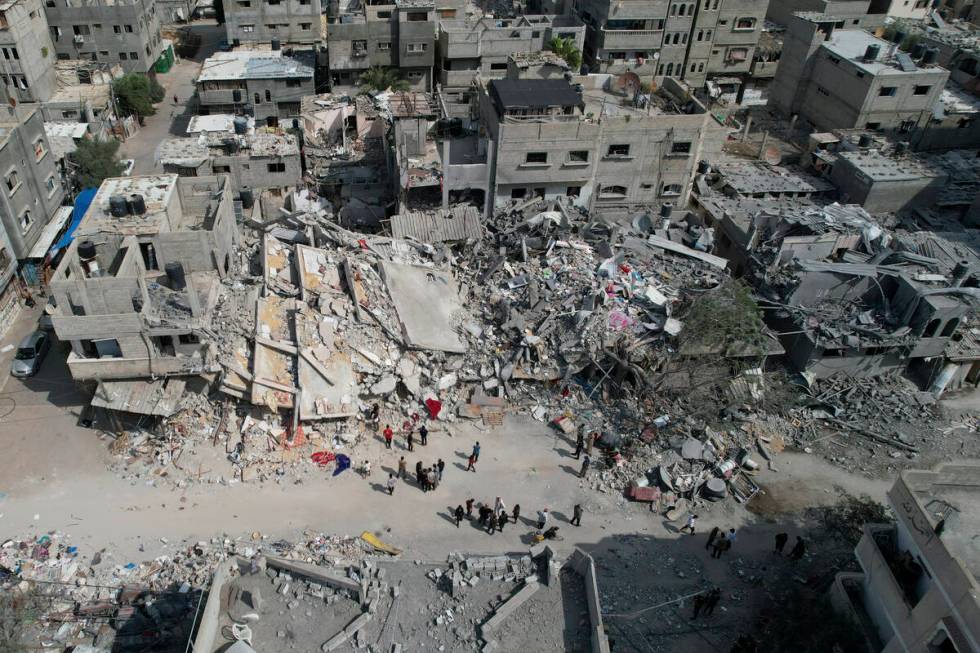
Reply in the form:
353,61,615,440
546,37,582,71
358,66,410,93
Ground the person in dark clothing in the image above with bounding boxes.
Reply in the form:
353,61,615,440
789,536,806,560
774,532,789,555
498,511,508,532
407,432,414,452
711,534,727,559
420,424,428,445
454,505,464,527
571,504,583,526
415,461,423,486
488,511,499,535
512,504,520,523
692,593,705,619
703,589,721,616
579,454,591,478
478,505,491,525
368,403,380,426
573,432,584,459
437,458,445,481
705,526,721,550
466,453,477,472
398,457,407,479
466,498,475,518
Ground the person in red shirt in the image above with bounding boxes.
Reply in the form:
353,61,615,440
382,425,393,449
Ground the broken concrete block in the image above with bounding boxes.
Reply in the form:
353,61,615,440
438,373,458,390
371,376,397,395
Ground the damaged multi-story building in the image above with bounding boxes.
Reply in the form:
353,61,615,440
0,0,59,103
223,0,323,47
156,126,301,194
770,15,949,133
476,69,723,210
325,0,435,91
44,0,165,74
40,60,122,139
47,173,238,415
572,0,770,92
196,48,315,125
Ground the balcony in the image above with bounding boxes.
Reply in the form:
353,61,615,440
67,349,214,380
599,27,662,50
855,523,926,639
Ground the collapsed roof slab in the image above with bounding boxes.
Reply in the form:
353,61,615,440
378,261,468,353
295,309,359,421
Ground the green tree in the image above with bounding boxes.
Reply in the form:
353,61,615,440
112,73,165,117
70,138,125,188
358,66,410,93
546,37,583,71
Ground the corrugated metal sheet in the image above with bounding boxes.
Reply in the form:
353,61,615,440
390,206,482,243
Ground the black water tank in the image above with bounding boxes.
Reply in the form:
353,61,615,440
660,203,673,219
911,42,927,60
864,44,880,61
922,48,939,65
895,141,908,154
77,239,97,260
892,30,906,45
232,89,242,103
128,194,146,215
165,261,186,290
858,133,873,147
233,116,248,134
697,160,710,174
271,38,281,51
240,187,254,209
109,195,129,217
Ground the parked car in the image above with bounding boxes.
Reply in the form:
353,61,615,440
10,331,51,377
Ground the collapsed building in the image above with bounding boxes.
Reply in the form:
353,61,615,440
48,174,238,415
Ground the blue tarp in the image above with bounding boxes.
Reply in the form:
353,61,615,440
50,187,97,255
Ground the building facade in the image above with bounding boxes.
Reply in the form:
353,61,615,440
0,0,59,103
223,0,323,47
326,0,435,91
44,0,165,74
573,0,770,88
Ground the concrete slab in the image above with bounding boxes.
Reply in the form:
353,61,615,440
378,261,468,353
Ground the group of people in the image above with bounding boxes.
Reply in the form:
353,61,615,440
691,588,722,619
453,497,516,534
380,456,446,496
380,418,429,453
773,532,807,560
704,525,738,559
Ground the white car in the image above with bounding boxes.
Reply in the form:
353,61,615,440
120,159,135,176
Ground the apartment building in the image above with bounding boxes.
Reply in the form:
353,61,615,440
48,174,238,386
224,0,323,47
476,72,722,210
831,462,980,653
196,48,315,124
573,0,770,88
766,0,886,28
44,0,165,74
157,0,196,23
437,14,585,111
326,0,435,91
770,17,949,132
867,0,931,19
0,0,59,103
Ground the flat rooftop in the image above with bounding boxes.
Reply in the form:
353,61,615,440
836,150,946,182
490,78,582,111
197,50,314,82
77,175,180,237
717,162,835,195
822,29,947,76
187,114,255,134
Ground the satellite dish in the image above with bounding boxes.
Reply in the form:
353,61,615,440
764,147,781,165
611,71,641,96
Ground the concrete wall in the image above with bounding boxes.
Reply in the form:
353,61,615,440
225,0,322,45
198,73,314,122
568,549,611,653
0,106,66,259
0,0,58,103
45,0,164,74
829,161,946,213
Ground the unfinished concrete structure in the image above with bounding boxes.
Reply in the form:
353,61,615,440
888,17,980,96
770,16,949,133
157,129,301,193
223,0,323,47
196,49,315,124
44,0,165,74
40,60,121,139
326,0,435,91
477,73,722,211
831,461,980,653
0,0,59,103
48,174,238,390
436,14,586,113
573,0,770,89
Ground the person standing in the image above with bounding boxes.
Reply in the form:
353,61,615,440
488,511,499,535
478,505,491,525
774,532,788,555
437,458,445,481
420,424,428,446
466,453,477,472
703,589,721,616
691,593,705,619
789,536,806,560
586,431,596,456
398,456,407,479
386,473,396,495
466,498,475,519
571,504,583,526
472,442,481,462
711,533,727,559
498,511,508,532
579,454,591,478
512,504,520,524
383,425,393,449
368,403,380,426
407,431,415,452
454,505,464,528
728,528,738,546
573,432,584,459
705,526,721,550
173,94,179,104
538,508,550,530
680,514,698,535
427,468,437,491
494,497,506,515
415,461,423,485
